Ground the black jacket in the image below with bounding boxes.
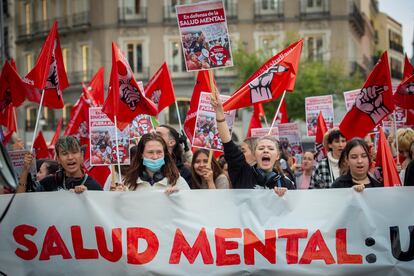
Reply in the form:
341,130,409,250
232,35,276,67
404,160,414,186
223,140,295,190
331,173,383,189
37,173,103,192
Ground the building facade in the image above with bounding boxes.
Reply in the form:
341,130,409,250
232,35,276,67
11,0,404,144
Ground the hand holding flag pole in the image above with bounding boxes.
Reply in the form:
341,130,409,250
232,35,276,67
267,91,287,135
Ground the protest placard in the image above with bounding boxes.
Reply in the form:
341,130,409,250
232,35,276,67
343,89,360,111
305,95,334,136
278,123,303,157
9,150,36,179
176,0,233,71
251,127,279,138
129,115,157,141
192,92,235,151
89,107,130,166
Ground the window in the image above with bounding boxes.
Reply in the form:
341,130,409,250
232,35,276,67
304,35,324,61
390,57,402,79
168,99,190,125
62,48,69,72
165,0,188,19
43,107,56,130
63,104,74,126
168,40,186,73
81,44,90,81
25,2,31,34
255,32,282,57
26,106,37,131
302,0,327,14
25,53,33,74
126,42,143,73
260,0,281,13
307,0,322,8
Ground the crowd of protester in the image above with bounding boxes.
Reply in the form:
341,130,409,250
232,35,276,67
4,88,413,195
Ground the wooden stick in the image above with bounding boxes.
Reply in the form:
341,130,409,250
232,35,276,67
114,115,122,184
207,150,213,167
393,110,400,166
267,91,287,135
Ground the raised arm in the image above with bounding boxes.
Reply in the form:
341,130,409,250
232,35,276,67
16,152,33,193
210,87,231,143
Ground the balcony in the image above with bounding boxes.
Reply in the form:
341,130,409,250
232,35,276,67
389,41,404,53
163,5,178,25
349,3,365,37
391,68,403,80
299,0,329,19
118,6,148,25
254,0,284,22
32,19,53,36
72,11,91,29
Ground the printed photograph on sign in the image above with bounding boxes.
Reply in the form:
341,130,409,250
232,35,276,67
9,150,37,179
176,1,233,71
278,123,303,157
192,92,235,151
305,95,334,136
89,107,130,166
129,114,156,144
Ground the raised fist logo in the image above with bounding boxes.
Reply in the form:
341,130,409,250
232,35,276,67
117,61,140,111
249,64,288,104
45,40,61,99
355,85,390,124
150,90,161,107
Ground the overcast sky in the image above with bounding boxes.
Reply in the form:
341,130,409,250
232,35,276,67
378,0,414,59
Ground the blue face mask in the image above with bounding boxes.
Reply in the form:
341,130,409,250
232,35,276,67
143,157,165,172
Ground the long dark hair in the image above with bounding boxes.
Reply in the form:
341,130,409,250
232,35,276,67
191,149,223,189
343,138,372,165
124,133,179,190
158,124,184,163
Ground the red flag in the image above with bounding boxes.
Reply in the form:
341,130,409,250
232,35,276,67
33,131,50,159
83,67,104,106
0,104,17,134
184,71,215,143
394,56,414,110
339,51,393,139
145,62,176,114
2,129,13,146
223,39,303,111
375,127,401,187
24,21,69,109
0,60,27,108
246,104,263,138
63,95,91,146
315,112,328,161
403,54,414,82
102,42,157,130
49,118,62,147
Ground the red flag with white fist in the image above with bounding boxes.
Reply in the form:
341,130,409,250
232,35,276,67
339,51,393,139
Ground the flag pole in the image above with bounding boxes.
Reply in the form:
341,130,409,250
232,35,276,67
114,115,122,184
267,91,286,135
30,89,45,152
262,115,269,128
393,110,400,166
13,107,19,137
174,100,183,132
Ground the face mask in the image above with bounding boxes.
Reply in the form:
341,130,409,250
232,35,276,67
143,157,165,172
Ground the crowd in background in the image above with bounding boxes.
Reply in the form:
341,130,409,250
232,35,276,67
5,89,413,196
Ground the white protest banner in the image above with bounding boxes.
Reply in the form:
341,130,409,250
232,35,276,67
278,122,303,156
176,0,233,71
305,95,334,136
9,150,36,179
0,188,413,275
89,107,130,166
192,92,235,151
343,89,360,111
251,127,279,138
